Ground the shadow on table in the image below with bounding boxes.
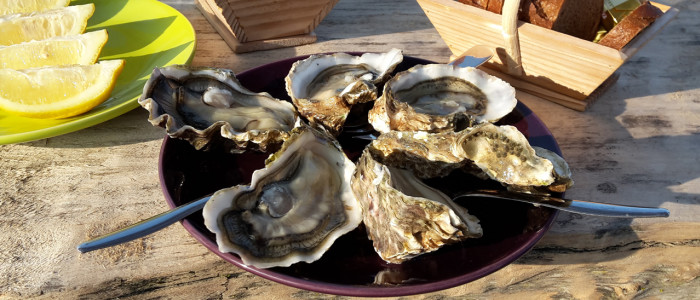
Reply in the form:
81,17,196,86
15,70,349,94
20,0,699,266
604,1,700,100
514,109,699,264
518,123,699,266
314,0,436,41
512,0,699,266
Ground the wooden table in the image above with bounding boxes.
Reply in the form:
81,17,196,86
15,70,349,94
1,0,698,298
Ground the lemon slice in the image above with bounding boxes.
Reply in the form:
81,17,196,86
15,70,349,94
0,29,108,69
0,59,125,119
0,0,70,16
0,4,95,46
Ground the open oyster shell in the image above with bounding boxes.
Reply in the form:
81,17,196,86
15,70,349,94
285,49,403,135
367,130,465,179
351,148,483,264
454,123,573,192
368,64,517,133
531,146,574,193
139,65,299,153
202,125,362,268
368,123,574,193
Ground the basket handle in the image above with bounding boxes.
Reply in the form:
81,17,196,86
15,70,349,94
502,0,523,76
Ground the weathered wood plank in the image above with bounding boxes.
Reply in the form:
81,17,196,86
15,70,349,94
1,0,698,299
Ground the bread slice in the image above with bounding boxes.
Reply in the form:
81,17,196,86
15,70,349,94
598,1,663,49
518,0,604,41
457,0,604,41
486,0,504,14
456,0,489,9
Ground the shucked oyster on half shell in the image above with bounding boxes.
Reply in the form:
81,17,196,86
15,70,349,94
139,65,299,153
285,49,403,135
202,125,362,268
351,147,483,264
369,64,517,133
369,123,574,193
454,123,573,193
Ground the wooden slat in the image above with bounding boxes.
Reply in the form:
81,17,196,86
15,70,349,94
196,0,318,53
236,7,323,28
214,0,337,42
226,0,331,16
242,15,319,41
6,1,700,299
417,0,676,109
478,67,589,111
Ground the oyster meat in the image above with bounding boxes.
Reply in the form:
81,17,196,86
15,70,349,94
454,123,573,193
139,65,299,153
351,148,483,264
285,49,403,135
202,125,362,268
368,123,573,193
369,64,517,133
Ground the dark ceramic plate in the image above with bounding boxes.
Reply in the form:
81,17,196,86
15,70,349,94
158,55,560,297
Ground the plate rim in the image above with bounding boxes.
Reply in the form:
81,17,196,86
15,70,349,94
159,54,560,297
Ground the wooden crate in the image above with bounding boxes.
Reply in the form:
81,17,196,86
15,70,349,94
196,0,339,53
416,0,678,111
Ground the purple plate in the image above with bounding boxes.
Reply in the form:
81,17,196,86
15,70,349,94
158,55,560,297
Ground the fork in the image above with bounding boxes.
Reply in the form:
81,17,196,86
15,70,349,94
77,188,668,253
455,189,670,218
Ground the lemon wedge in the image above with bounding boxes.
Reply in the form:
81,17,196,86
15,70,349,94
0,59,125,119
0,0,70,16
0,29,108,69
0,4,95,46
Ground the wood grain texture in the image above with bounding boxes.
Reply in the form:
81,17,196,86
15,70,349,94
501,0,524,76
1,0,698,299
196,0,319,53
417,0,678,109
212,0,338,42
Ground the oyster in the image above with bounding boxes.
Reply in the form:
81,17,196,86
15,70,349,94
351,148,483,264
368,64,517,133
202,125,362,268
367,130,465,179
139,65,299,153
454,123,573,193
532,146,574,193
368,123,573,193
285,49,403,135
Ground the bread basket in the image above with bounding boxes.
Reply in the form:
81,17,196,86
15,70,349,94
417,0,678,110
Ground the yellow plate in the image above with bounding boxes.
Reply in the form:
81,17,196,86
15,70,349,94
0,0,196,144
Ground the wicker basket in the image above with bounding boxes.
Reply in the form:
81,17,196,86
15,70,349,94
196,0,339,53
417,0,678,110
